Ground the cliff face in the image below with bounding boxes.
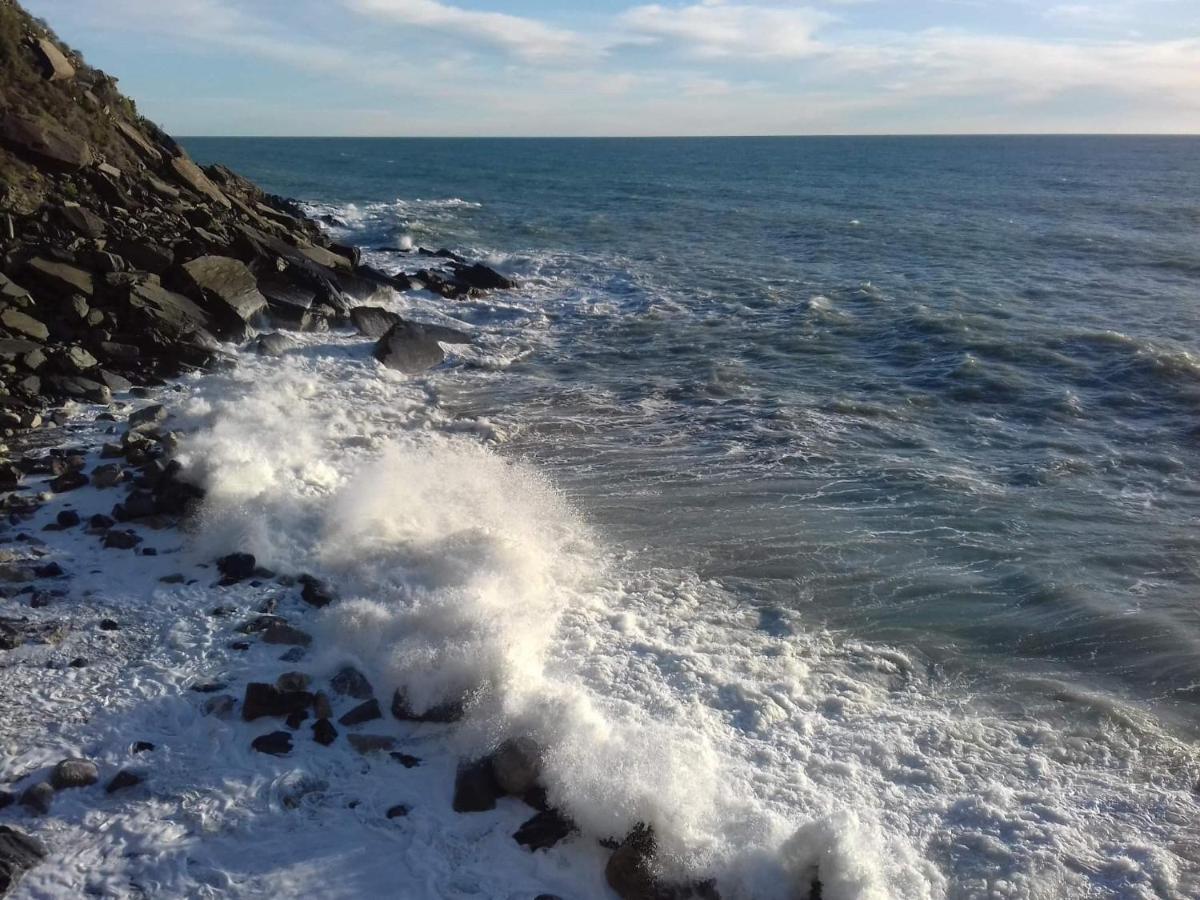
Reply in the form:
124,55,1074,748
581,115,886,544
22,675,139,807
0,0,514,434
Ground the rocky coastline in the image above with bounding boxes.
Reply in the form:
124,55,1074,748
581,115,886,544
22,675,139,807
0,2,779,898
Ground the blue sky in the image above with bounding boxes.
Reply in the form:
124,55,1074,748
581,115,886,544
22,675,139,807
23,0,1200,135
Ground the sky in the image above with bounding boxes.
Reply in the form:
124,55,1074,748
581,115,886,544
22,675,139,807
22,0,1200,136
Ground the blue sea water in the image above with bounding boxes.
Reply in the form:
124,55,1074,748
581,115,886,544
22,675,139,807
186,136,1200,898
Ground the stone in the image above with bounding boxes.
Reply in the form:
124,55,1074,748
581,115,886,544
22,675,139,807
114,119,162,162
313,691,333,719
350,305,401,339
241,682,313,721
103,529,142,550
99,618,120,631
386,804,410,819
373,321,445,373
61,204,106,238
178,256,267,325
97,370,134,394
299,574,334,608
251,731,293,756
338,699,382,727
453,759,503,813
0,825,46,894
297,241,350,271
56,510,80,528
33,562,64,578
0,113,93,170
51,757,99,789
18,782,53,815
128,404,167,430
492,737,542,796
25,257,93,297
346,734,395,755
34,37,75,80
216,552,256,581
62,345,97,371
390,752,421,768
204,694,237,719
276,672,311,692
169,156,231,207
108,240,173,275
262,623,311,646
90,463,125,488
125,280,214,339
44,375,112,404
285,708,309,729
253,332,291,356
331,666,373,700
105,770,143,793
49,470,88,492
0,308,49,342
513,809,575,852
132,741,156,753
453,262,515,292
391,688,463,724
312,718,337,746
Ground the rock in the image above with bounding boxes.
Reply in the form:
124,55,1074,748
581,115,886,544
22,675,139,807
285,708,309,729
98,618,120,631
113,489,156,521
55,510,80,528
0,113,93,170
514,809,576,851
0,793,11,811
34,37,75,81
251,731,293,756
203,695,236,718
61,345,98,371
107,239,173,275
51,757,99,790
606,826,659,900
373,321,445,373
298,574,334,608
216,552,256,582
312,718,337,746
60,204,106,238
25,257,94,297
242,683,313,721
33,562,64,578
391,688,463,723
44,375,112,404
103,529,142,550
105,770,143,793
313,691,333,719
331,666,373,700
453,759,503,813
350,306,401,339
492,737,542,796
128,404,167,430
18,782,53,815
0,825,46,894
338,699,382,727
453,262,515,292
114,119,163,162
297,241,351,271
346,734,396,755
132,741,156,753
261,623,311,646
97,370,133,394
90,463,124,488
390,752,421,768
253,333,290,356
169,156,231,208
125,279,214,338
276,672,311,692
177,256,267,330
49,470,88,492
0,308,49,342
386,804,410,819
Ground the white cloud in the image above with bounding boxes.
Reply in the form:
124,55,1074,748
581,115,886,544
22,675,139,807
620,0,832,58
341,0,588,62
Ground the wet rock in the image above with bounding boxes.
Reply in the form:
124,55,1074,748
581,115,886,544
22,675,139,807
347,734,395,755
103,529,142,550
44,375,112,404
128,404,167,431
331,666,373,700
0,825,46,893
312,718,337,746
105,770,143,793
90,464,125,489
285,708,309,729
132,741,156,754
390,752,421,768
604,826,719,900
453,759,503,813
261,623,312,646
298,574,334,608
47,758,97,791
242,683,313,721
338,699,383,727
216,552,256,582
48,470,88,493
33,562,64,579
18,782,53,815
386,804,410,819
373,321,445,373
253,333,291,357
391,688,463,723
514,808,576,852
55,510,80,528
204,695,236,719
177,256,266,334
276,672,311,692
98,618,120,631
492,737,542,796
0,792,11,811
191,681,228,694
251,731,293,756
350,305,401,339
313,691,333,719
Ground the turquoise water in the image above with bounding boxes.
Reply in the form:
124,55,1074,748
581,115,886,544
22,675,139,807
186,137,1200,897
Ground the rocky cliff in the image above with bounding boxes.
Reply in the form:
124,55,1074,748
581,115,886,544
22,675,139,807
0,0,511,435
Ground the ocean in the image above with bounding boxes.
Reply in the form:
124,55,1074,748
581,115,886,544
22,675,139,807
174,135,1200,899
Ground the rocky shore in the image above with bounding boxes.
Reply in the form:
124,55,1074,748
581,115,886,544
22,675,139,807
0,3,778,898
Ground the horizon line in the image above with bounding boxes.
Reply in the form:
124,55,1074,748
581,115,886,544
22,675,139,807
177,132,1200,140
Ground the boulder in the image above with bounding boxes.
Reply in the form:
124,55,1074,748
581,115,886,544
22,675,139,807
242,682,313,721
0,113,93,170
128,404,167,430
299,574,334,608
103,529,142,550
125,280,214,339
34,38,75,81
276,672,311,692
338,699,382,727
492,737,542,795
0,826,46,894
350,305,400,339
251,731,293,756
253,332,290,356
114,119,162,162
453,759,503,813
18,783,53,815
25,257,93,297
51,757,100,789
169,155,231,208
216,552,256,581
312,718,337,746
453,262,515,292
0,308,49,341
373,321,445,373
261,623,312,646
177,256,267,333
44,375,111,404
604,826,719,900
391,688,463,723
60,204,106,238
514,809,575,852
297,242,350,271
107,239,173,275
330,666,373,700
105,770,143,793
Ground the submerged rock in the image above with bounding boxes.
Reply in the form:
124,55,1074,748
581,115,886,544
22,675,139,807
19,783,53,815
373,321,445,373
330,666,373,700
242,683,313,721
391,688,463,724
216,552,256,582
338,699,383,727
106,770,143,793
513,809,576,852
452,759,503,813
312,718,338,746
492,737,542,796
251,731,293,756
0,825,47,895
51,758,99,790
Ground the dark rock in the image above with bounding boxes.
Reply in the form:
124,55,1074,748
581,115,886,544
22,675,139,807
176,256,266,335
105,770,143,793
350,306,402,339
0,308,49,342
0,825,47,894
251,731,293,756
90,513,116,530
390,752,421,768
128,404,167,430
0,113,93,170
103,529,142,550
338,699,382,727
51,757,99,789
242,682,313,721
514,809,576,851
313,691,333,719
453,758,503,813
132,741,156,753
190,681,227,693
56,510,80,528
492,737,542,796
113,489,156,521
331,666,373,700
261,623,312,646
391,688,463,723
24,257,94,297
346,734,395,755
98,618,120,631
49,470,88,492
453,262,515,292
253,332,291,356
276,672,311,692
90,463,124,489
159,574,186,584
216,552,256,581
44,375,112,404
33,562,64,578
386,804,410,819
298,574,334,608
68,656,88,668
0,792,11,810
312,718,337,746
168,156,231,208
107,240,173,275
18,782,53,815
285,708,309,729
373,321,445,373
604,826,718,900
